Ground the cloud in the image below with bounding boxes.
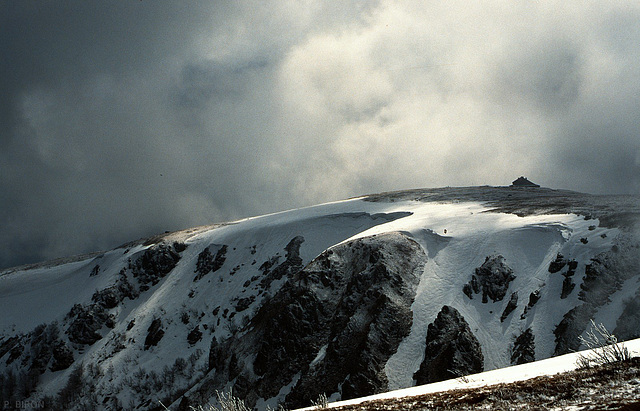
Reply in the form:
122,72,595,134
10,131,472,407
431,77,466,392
1,0,639,269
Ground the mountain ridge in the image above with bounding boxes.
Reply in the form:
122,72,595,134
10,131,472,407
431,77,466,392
1,185,639,410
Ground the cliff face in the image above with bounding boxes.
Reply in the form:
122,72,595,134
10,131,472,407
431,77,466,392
0,187,638,410
413,305,483,385
201,232,427,409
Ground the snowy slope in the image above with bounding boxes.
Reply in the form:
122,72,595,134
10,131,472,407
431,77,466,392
0,186,638,410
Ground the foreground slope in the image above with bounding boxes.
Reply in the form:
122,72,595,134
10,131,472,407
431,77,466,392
305,338,640,410
0,186,639,410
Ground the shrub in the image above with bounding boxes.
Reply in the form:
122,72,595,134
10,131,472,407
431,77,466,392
184,390,250,411
576,319,631,368
311,393,328,409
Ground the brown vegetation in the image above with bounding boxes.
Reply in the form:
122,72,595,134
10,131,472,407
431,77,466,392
329,358,640,410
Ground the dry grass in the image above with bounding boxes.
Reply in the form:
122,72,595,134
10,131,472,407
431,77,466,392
330,358,640,410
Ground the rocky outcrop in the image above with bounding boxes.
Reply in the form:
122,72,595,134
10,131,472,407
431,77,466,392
413,305,484,385
501,292,518,322
144,318,165,350
549,255,578,299
0,336,19,362
194,245,228,281
91,286,122,310
614,289,640,341
0,322,74,389
561,275,576,299
187,326,203,346
463,255,515,303
50,340,74,371
548,253,568,273
555,239,640,354
66,304,114,345
130,243,182,287
511,328,535,365
257,236,305,291
521,290,541,319
579,255,623,307
194,232,426,409
554,304,596,355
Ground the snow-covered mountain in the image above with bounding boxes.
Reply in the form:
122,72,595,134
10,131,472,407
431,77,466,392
1,186,639,410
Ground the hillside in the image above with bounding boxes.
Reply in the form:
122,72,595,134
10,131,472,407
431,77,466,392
0,186,639,410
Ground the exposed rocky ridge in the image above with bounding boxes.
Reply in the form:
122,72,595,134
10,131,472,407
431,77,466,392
554,233,640,355
130,242,183,289
194,245,228,281
257,235,305,291
511,328,535,365
615,291,640,341
190,232,427,409
463,255,515,303
413,305,484,384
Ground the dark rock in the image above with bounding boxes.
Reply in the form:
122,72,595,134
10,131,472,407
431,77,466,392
194,232,426,409
173,242,188,253
66,304,114,345
29,324,56,374
233,296,255,312
556,239,640,354
90,265,100,277
91,287,121,309
194,245,228,281
130,243,181,286
464,255,515,303
144,318,164,350
208,337,224,372
470,275,480,294
258,236,305,290
548,253,567,273
521,289,541,319
181,312,190,324
0,336,20,361
258,256,280,276
511,328,535,365
187,326,203,346
413,305,483,385
116,268,138,301
50,341,74,371
561,276,576,299
580,256,622,307
554,304,596,355
462,283,473,299
501,292,518,322
567,260,578,272
6,341,23,365
614,290,640,341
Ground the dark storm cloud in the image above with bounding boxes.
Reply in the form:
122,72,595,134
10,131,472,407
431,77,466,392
1,1,639,270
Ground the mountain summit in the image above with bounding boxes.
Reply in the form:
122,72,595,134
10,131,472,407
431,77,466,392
511,176,540,187
1,186,639,410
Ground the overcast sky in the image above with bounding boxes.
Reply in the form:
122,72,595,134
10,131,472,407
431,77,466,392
1,1,640,269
